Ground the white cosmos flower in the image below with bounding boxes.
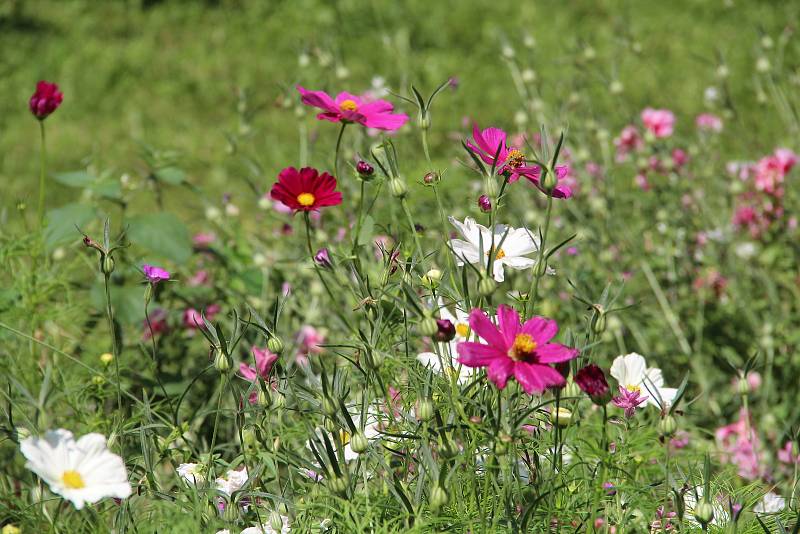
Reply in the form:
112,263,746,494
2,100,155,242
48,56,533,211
215,467,248,495
754,492,785,513
20,429,131,510
448,216,540,282
417,303,477,384
240,518,291,534
610,353,677,409
176,462,205,485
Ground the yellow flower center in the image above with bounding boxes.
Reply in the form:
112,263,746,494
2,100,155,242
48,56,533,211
625,384,641,394
455,323,470,338
507,149,525,168
297,192,316,206
508,333,537,361
61,470,85,489
339,99,358,112
485,248,506,260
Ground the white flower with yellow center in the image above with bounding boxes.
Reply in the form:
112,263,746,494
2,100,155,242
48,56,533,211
417,303,477,384
610,353,677,409
19,429,131,510
215,467,248,495
448,216,540,282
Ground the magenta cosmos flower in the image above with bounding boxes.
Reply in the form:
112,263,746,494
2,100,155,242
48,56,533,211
270,166,342,212
29,81,63,120
297,86,408,131
240,346,279,404
466,125,573,198
641,108,675,138
143,264,170,284
456,304,579,395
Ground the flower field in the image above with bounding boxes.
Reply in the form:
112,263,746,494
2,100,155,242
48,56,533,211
2,1,800,532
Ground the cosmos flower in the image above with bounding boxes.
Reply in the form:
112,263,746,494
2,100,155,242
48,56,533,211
297,86,408,130
29,81,63,120
215,467,248,496
176,463,205,485
611,386,648,418
641,108,675,138
754,492,785,514
239,346,280,404
456,304,579,395
270,167,342,213
448,216,541,282
417,302,480,384
142,264,170,284
20,429,131,510
466,125,540,183
610,353,677,409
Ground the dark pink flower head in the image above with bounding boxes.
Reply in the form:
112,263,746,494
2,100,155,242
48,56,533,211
611,386,648,418
239,346,279,404
29,81,63,120
526,164,574,199
641,108,675,138
270,166,342,213
456,304,579,395
297,86,408,131
754,148,798,195
143,264,170,284
574,364,610,401
614,125,643,162
466,125,540,184
183,304,221,330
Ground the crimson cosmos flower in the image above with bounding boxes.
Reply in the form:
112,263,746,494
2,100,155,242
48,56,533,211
270,167,342,212
456,304,579,395
574,364,611,403
297,86,408,130
29,81,63,120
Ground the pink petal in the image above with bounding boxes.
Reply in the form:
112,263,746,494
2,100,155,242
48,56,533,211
363,112,409,131
457,341,505,367
513,362,546,394
521,316,558,344
334,92,363,106
239,363,257,381
533,364,567,389
486,358,514,390
496,304,521,347
468,308,507,350
535,343,579,363
297,86,338,113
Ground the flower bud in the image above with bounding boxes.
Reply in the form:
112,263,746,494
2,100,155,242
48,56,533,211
484,176,499,197
737,376,750,395
322,396,338,417
29,81,63,120
257,388,271,407
314,248,332,268
421,269,442,289
222,499,239,522
478,194,492,213
591,306,607,335
658,415,678,437
100,352,114,365
101,255,115,275
242,427,258,448
694,500,714,525
389,178,408,198
477,276,495,297
423,171,439,185
416,399,434,421
356,161,375,181
419,113,431,130
535,259,549,277
433,319,456,343
267,336,284,354
541,168,558,191
429,485,450,511
328,474,349,495
563,379,582,399
419,316,439,337
368,350,386,369
272,392,286,409
213,349,230,372
550,407,573,428
350,431,369,454
269,511,285,532
2,525,21,534
92,375,105,386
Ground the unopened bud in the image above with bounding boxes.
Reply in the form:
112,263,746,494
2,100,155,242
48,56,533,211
328,474,349,495
242,427,258,448
478,194,492,213
429,485,450,510
421,269,442,289
267,336,284,354
659,415,678,437
416,399,434,421
389,178,407,198
419,113,431,130
92,375,105,386
321,396,338,417
541,168,558,191
350,431,369,454
257,388,271,407
433,319,456,343
101,255,115,275
272,392,286,409
269,511,285,532
423,171,439,185
356,160,374,180
419,316,439,337
213,349,230,372
694,500,714,525
100,352,114,365
222,500,239,522
550,407,573,428
369,350,386,369
535,259,549,277
563,379,582,399
591,307,607,335
737,376,750,395
477,276,495,297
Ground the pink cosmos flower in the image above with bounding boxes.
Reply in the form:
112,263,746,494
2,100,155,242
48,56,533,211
295,325,324,366
696,113,723,133
192,232,216,248
754,148,798,195
187,270,210,287
611,386,648,418
297,86,408,130
456,305,579,395
466,125,537,182
613,125,643,161
29,81,63,120
716,410,763,480
641,108,675,138
183,304,221,331
239,346,279,404
142,264,170,284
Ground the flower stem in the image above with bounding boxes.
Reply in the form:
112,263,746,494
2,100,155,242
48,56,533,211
334,123,347,180
400,198,424,263
524,192,553,318
37,120,47,227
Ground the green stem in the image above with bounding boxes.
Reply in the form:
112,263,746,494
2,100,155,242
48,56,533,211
37,120,47,227
433,186,458,291
334,123,347,179
400,198,424,263
205,372,228,483
103,271,126,463
524,193,553,318
352,179,366,252
421,127,432,165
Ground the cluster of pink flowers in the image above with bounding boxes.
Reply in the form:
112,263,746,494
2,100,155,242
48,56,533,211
715,410,764,480
732,148,798,238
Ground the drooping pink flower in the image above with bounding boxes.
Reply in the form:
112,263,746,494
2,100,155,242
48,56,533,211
611,386,648,418
641,108,675,138
297,86,408,130
29,81,63,120
456,305,579,395
239,346,279,404
142,264,170,284
696,113,723,133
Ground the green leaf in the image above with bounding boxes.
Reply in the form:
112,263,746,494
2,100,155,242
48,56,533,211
155,167,186,185
128,212,192,263
53,171,95,188
44,203,97,250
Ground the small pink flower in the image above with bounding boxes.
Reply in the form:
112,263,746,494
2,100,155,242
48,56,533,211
716,410,763,480
239,346,279,404
187,270,210,287
183,304,221,330
611,386,648,418
142,264,170,284
295,325,324,366
297,86,408,130
671,148,688,168
29,81,63,120
635,173,650,191
456,304,579,395
192,232,216,248
778,441,799,465
613,125,643,161
641,108,675,138
696,113,723,133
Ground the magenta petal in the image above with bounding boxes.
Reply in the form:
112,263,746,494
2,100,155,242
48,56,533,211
457,341,505,366
521,316,558,344
359,100,394,114
536,343,579,363
297,86,338,113
496,304,521,347
513,362,546,394
486,358,514,390
364,112,408,131
533,364,567,389
239,363,257,381
468,308,507,349
476,127,508,160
